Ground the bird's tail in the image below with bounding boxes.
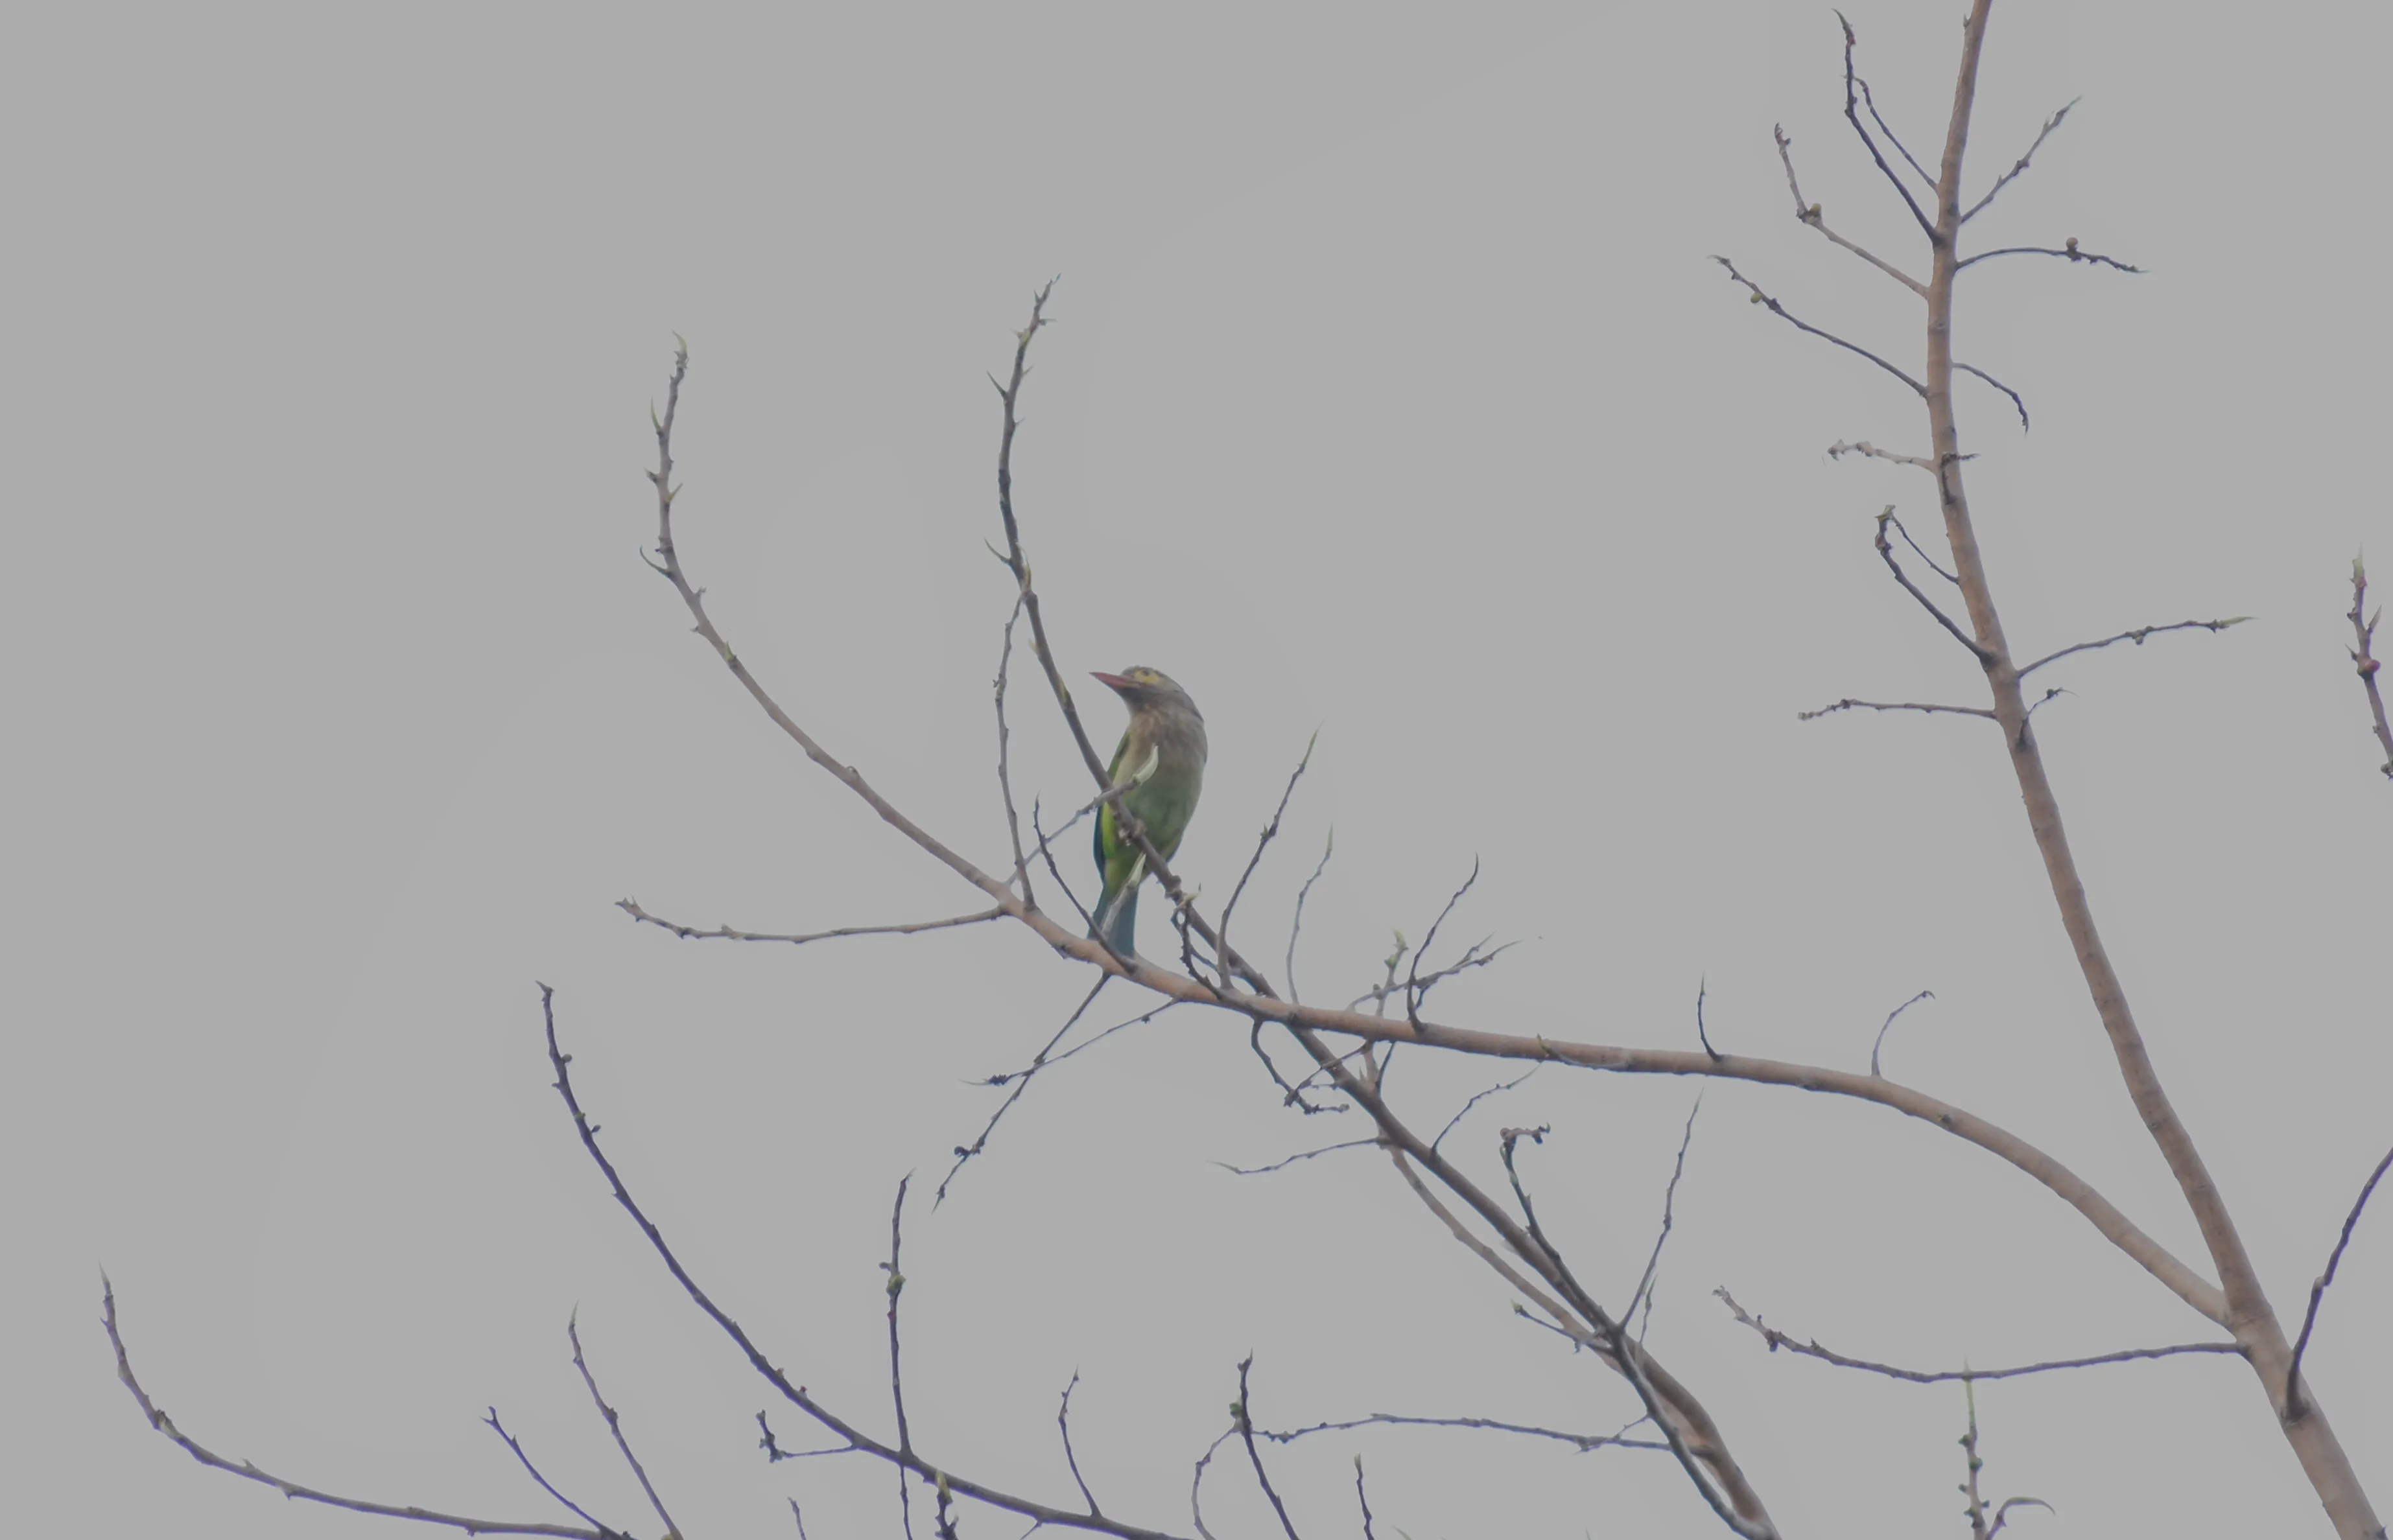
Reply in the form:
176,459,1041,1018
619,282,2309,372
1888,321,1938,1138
1094,885,1138,956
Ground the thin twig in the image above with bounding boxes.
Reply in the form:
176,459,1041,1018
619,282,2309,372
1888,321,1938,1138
1828,439,1937,473
1869,990,1936,1077
539,988,1192,1540
1188,1428,1236,1540
2018,616,2252,677
1058,1373,1102,1517
2285,1140,2393,1419
886,1178,917,1540
1799,697,1993,723
1497,1134,1773,1540
1259,1412,1668,1454
1349,940,1515,1011
1958,240,2141,274
1837,13,1937,237
100,1276,615,1540
996,590,1035,903
1856,73,1935,187
1352,1458,1377,1540
483,1410,622,1537
1220,732,1318,991
1714,257,1926,398
1404,860,1482,1027
1774,124,1926,295
1430,1068,1539,1155
1955,361,2029,431
617,899,1006,946
1876,508,1995,663
1232,1358,1304,1540
1695,978,1718,1062
1629,1095,1704,1342
1216,1138,1380,1177
989,282,1114,794
1886,511,1961,583
940,977,1114,1203
1959,99,2078,224
2346,557,2393,779
1714,1289,2242,1383
1284,828,1334,1006
569,1317,680,1540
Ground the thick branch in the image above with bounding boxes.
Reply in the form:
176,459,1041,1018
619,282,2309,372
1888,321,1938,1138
1913,6,2381,1529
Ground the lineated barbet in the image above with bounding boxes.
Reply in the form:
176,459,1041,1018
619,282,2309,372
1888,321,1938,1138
1090,667,1207,957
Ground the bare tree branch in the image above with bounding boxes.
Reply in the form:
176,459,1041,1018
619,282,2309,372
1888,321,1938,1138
539,986,1194,1540
1629,1096,1704,1340
618,899,1006,946
1258,1412,1667,1455
2285,1140,2393,1419
1954,361,2029,431
1714,257,1926,398
2016,616,2250,678
1219,732,1317,992
1869,989,1935,1077
995,589,1035,901
1798,697,1993,723
1828,439,1937,472
1217,1138,1380,1177
1430,1067,1539,1156
1856,71,1936,188
1232,1358,1304,1540
1876,508,1996,664
482,1410,624,1538
1837,12,1936,238
101,1276,620,1540
1959,1381,2053,1540
1958,239,2142,274
1497,1131,1774,1540
1057,1373,1103,1518
1714,1289,2242,1384
1959,98,2078,224
1885,511,1962,583
2347,557,2393,780
884,1178,919,1540
940,977,1115,1204
1284,828,1334,1006
569,1318,679,1540
1774,124,1926,295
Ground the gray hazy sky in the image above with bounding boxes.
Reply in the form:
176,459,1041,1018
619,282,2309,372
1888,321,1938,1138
7,3,2390,1537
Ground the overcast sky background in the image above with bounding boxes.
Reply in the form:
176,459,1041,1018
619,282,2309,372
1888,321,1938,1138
8,3,2391,1536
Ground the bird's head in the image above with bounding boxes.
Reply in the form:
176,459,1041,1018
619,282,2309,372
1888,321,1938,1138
1092,666,1199,717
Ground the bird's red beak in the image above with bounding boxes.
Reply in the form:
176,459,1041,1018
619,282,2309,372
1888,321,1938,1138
1091,671,1133,694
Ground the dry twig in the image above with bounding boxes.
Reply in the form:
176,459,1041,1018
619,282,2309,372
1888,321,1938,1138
1714,1289,2241,1384
2348,557,2393,779
2285,1140,2393,1419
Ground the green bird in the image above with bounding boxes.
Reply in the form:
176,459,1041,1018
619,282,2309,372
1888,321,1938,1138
1090,666,1208,956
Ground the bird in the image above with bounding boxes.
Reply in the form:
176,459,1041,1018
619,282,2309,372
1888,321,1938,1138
1089,666,1208,957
